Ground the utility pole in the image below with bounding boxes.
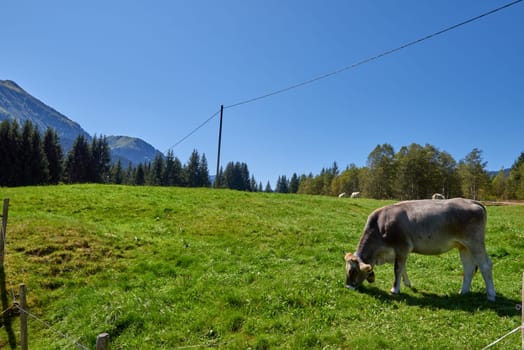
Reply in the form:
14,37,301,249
215,105,224,188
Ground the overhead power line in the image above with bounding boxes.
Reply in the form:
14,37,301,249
169,0,522,150
170,110,220,150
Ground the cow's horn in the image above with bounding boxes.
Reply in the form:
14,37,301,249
359,262,373,272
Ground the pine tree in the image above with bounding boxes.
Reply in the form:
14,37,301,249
135,163,145,185
90,135,111,183
20,120,35,185
289,173,300,193
199,153,211,187
163,150,176,186
150,154,165,185
43,128,63,184
275,175,289,193
0,120,20,186
111,159,124,184
186,149,201,187
250,176,257,192
65,135,91,183
29,124,49,185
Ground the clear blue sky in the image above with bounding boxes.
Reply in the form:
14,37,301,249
2,1,523,187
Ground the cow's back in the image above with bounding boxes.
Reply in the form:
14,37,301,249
361,198,486,257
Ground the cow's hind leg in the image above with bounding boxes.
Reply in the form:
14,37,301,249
470,247,496,302
402,270,411,288
458,247,476,295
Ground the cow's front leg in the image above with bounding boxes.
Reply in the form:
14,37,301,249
391,257,407,294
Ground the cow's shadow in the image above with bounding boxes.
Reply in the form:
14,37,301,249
361,286,521,317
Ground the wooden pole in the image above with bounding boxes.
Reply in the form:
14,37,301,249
0,198,9,265
215,105,224,188
96,333,109,350
20,284,28,350
0,198,15,347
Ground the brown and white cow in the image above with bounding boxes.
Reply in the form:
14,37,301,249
345,198,496,301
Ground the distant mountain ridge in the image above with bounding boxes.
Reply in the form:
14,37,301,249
0,79,91,151
107,136,164,166
0,79,163,165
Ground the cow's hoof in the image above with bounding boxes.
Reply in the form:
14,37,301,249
487,294,496,302
390,287,400,295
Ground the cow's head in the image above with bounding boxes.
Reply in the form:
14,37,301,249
344,252,374,289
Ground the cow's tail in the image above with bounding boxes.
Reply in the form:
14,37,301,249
472,200,487,224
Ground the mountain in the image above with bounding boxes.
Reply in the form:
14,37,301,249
0,80,91,151
107,136,164,166
0,79,164,165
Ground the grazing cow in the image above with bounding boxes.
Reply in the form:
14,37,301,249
344,198,496,301
432,193,445,200
350,192,361,198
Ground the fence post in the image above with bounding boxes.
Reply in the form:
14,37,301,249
0,198,15,347
20,284,28,350
96,333,109,350
0,198,9,265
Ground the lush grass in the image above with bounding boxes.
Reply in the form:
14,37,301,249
0,185,522,349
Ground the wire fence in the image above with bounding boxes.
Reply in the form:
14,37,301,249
15,303,91,350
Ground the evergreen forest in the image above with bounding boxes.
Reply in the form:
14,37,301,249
1,119,524,200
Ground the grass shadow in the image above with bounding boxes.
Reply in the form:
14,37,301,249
361,285,521,318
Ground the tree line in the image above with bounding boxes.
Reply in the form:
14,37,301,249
2,120,523,200
273,143,524,200
0,119,257,189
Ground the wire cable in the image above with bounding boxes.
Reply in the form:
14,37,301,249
16,305,91,350
167,109,220,151
224,0,522,109
170,0,522,148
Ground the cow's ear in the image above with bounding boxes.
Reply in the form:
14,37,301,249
367,271,375,283
359,262,373,273
344,252,354,262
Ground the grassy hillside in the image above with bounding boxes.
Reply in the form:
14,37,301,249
0,185,522,349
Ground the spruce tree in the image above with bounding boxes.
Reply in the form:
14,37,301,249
20,120,34,185
29,125,49,185
65,135,91,183
149,154,165,185
163,150,176,186
43,128,63,184
289,173,300,193
199,153,211,187
111,159,124,184
186,149,201,187
0,120,19,186
90,135,111,183
135,163,145,185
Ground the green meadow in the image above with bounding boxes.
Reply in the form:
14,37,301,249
0,185,522,349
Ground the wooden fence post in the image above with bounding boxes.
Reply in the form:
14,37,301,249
20,284,28,350
0,198,9,265
0,198,15,347
96,333,109,350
